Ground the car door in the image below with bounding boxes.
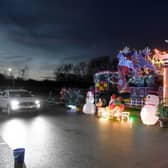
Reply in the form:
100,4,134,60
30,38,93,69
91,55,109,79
0,91,9,109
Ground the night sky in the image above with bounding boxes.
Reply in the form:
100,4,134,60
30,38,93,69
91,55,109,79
0,0,167,80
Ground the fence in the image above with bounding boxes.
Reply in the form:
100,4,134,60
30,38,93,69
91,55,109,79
128,87,163,108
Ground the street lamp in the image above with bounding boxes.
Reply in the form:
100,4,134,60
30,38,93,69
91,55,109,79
8,68,15,89
8,68,12,73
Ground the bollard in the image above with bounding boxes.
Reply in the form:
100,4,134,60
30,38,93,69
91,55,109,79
13,148,25,168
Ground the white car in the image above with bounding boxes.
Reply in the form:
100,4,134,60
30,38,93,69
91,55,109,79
0,89,40,114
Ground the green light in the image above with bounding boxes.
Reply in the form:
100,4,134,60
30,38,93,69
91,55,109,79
129,116,134,123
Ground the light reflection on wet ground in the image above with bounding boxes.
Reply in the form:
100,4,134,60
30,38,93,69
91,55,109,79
0,104,167,168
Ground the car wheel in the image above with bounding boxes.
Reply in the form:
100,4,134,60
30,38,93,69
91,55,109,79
1,107,6,113
35,109,40,114
7,105,12,115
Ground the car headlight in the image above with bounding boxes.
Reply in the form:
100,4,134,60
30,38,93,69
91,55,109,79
35,100,40,108
10,100,19,110
35,100,40,104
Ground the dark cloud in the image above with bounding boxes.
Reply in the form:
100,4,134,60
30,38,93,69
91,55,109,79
0,0,167,80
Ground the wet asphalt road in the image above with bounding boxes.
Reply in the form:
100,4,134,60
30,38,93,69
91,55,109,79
0,101,168,168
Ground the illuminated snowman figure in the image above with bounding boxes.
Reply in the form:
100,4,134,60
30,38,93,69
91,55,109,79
83,91,96,114
140,94,159,125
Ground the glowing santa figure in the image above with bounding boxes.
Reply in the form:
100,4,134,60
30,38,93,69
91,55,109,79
83,91,95,114
140,94,159,125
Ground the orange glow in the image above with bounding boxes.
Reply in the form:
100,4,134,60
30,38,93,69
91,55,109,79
98,106,130,123
163,67,168,105
153,49,168,105
120,119,133,128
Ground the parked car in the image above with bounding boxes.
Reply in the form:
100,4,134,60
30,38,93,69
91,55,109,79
0,89,40,114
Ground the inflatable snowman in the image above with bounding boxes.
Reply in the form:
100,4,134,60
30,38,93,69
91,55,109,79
140,94,159,125
83,91,96,114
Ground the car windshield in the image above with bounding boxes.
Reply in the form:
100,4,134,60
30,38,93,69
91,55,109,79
9,91,32,97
